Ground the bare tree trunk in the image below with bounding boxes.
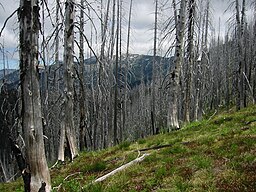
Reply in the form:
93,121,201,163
235,0,245,110
253,6,256,101
55,0,60,90
123,0,133,141
201,0,210,112
58,0,78,161
167,0,186,130
79,0,87,151
204,0,209,48
105,0,116,147
119,0,123,142
151,0,158,135
184,0,195,122
113,0,119,145
195,0,208,121
224,34,231,108
19,0,51,191
240,0,246,107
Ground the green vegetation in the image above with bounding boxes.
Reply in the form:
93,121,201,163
1,105,255,191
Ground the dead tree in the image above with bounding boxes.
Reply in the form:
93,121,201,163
58,0,78,162
167,0,187,130
151,0,158,135
19,0,51,191
113,0,119,145
78,0,87,151
235,0,246,110
184,0,195,122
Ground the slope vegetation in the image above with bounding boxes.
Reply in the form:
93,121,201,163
1,105,256,191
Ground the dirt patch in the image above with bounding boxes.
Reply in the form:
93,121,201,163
216,163,256,192
178,166,193,180
182,141,198,149
240,163,256,191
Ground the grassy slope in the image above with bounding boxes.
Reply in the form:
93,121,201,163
1,105,256,192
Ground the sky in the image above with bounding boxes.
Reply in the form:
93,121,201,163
0,0,251,69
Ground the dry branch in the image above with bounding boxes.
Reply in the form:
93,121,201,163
0,9,18,37
136,144,173,152
93,153,150,183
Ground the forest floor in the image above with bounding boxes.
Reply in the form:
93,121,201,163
1,105,256,192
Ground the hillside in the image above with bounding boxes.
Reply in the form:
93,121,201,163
1,105,255,192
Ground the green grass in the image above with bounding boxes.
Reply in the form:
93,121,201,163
1,105,256,191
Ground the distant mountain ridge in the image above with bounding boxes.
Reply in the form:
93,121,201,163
0,54,174,90
0,69,16,80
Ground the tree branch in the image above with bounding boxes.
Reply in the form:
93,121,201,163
0,9,18,37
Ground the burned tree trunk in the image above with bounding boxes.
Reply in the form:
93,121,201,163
58,0,78,162
19,0,51,191
167,0,187,130
184,0,195,122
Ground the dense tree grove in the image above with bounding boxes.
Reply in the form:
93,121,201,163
0,0,255,190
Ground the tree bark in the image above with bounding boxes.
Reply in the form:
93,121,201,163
235,0,245,110
19,0,51,191
113,0,119,145
184,0,195,122
151,0,158,135
79,0,87,151
58,0,78,161
167,0,187,130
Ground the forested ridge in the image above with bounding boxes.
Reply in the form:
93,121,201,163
0,0,255,191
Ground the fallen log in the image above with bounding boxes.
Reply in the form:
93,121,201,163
93,153,150,183
137,144,173,152
245,119,256,125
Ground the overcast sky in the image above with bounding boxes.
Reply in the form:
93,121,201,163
0,0,251,69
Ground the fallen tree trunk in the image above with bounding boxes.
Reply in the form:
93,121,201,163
137,144,173,152
93,153,150,183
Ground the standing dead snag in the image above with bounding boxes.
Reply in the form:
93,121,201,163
184,0,196,122
19,0,51,191
151,0,158,135
113,0,119,145
167,0,187,130
58,0,78,162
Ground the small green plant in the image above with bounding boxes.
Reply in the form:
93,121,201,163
243,152,256,164
91,161,107,172
14,186,24,192
83,183,103,192
156,166,167,180
191,155,212,169
118,140,131,150
213,116,233,125
144,152,158,163
184,120,205,130
126,153,137,162
62,179,81,191
82,161,107,173
168,144,187,154
145,177,159,189
137,138,146,144
172,176,191,191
